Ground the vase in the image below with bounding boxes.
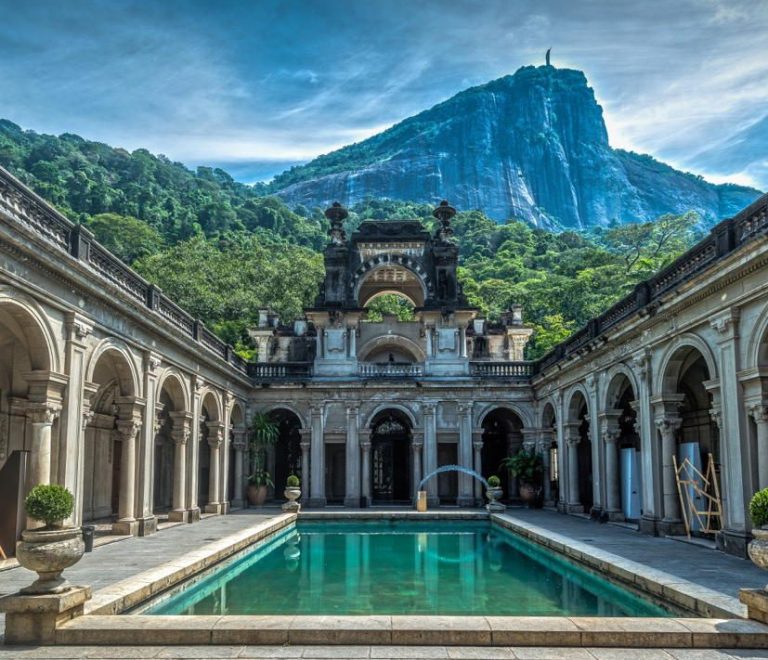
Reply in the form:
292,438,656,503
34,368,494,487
485,486,505,512
16,527,85,594
519,482,539,507
282,486,302,512
247,484,268,506
749,528,768,578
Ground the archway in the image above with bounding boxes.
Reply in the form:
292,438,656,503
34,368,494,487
370,409,413,503
227,402,246,504
481,407,524,502
355,260,427,308
659,344,717,531
198,391,222,510
267,408,302,500
83,347,139,526
153,373,188,518
565,389,592,512
605,373,641,522
541,402,558,504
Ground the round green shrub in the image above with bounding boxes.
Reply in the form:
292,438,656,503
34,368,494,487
750,488,768,528
487,475,501,488
25,484,74,527
286,474,300,487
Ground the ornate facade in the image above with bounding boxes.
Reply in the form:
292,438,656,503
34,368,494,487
0,163,767,558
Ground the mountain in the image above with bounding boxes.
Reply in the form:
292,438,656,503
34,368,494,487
270,66,761,229
687,114,768,191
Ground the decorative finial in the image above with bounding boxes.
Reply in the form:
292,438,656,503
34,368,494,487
324,201,348,245
432,200,456,242
545,48,552,67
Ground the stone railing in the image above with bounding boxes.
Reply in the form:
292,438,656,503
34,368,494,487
358,362,425,378
537,192,768,373
0,166,248,376
248,362,313,379
470,361,533,378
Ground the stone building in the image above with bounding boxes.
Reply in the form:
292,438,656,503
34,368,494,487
0,162,767,558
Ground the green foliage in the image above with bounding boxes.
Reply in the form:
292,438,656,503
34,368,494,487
365,294,415,322
247,469,274,488
24,484,75,527
501,450,544,484
286,474,300,487
87,213,164,263
487,475,501,488
248,413,279,488
750,489,768,528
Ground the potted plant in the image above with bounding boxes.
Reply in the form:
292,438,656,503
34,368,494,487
748,488,768,572
247,412,279,506
485,475,504,511
247,469,274,507
501,449,544,507
282,474,301,512
16,484,84,594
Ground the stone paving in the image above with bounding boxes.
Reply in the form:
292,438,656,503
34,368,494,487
0,643,765,658
503,510,768,600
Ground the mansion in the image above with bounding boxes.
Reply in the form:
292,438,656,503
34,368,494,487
1,164,767,558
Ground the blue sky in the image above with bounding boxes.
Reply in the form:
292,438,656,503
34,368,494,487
0,0,766,187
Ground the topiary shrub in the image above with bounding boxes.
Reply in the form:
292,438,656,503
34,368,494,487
25,484,74,528
750,488,768,528
487,475,501,488
286,474,300,488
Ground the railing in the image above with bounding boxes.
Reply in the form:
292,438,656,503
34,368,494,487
0,166,248,376
537,192,768,373
470,361,533,378
248,362,313,379
358,362,424,378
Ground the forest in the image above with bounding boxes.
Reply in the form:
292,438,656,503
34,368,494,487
0,120,700,359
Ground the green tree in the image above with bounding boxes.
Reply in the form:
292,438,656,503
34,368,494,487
87,213,164,264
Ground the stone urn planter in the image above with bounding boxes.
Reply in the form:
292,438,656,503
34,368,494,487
282,486,302,512
519,482,540,508
485,486,505,512
16,527,85,594
749,528,768,574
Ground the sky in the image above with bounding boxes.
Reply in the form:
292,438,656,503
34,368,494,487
0,0,766,188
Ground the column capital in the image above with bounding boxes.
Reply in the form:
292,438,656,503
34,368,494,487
360,440,372,452
170,427,190,445
748,403,768,424
709,406,722,429
422,402,437,416
457,402,472,415
411,442,423,452
26,402,62,425
310,404,324,418
299,440,311,453
709,308,740,338
116,418,142,441
654,416,682,435
473,440,484,452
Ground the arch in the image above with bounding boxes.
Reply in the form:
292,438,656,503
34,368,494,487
480,406,525,501
353,255,431,308
85,338,141,399
258,403,307,430
0,289,59,373
539,400,557,429
364,289,418,307
564,384,590,422
200,388,223,421
747,305,768,370
370,407,414,503
604,363,640,411
476,403,534,429
363,402,418,430
229,399,246,427
655,333,719,397
156,368,189,411
357,334,427,363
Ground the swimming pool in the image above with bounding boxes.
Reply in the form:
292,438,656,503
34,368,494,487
142,520,673,617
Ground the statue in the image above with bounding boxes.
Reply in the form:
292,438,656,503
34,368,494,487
546,48,552,67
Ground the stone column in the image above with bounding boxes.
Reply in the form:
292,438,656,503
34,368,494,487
205,421,225,513
655,415,683,527
309,405,326,507
585,374,602,515
422,403,439,507
750,405,768,490
25,402,61,491
169,412,192,522
344,405,361,507
473,429,484,504
411,432,423,501
137,352,161,536
564,423,582,513
540,428,554,505
231,429,247,508
185,376,203,522
633,351,660,535
299,431,310,504
113,415,142,535
457,403,474,506
601,417,622,520
360,431,372,506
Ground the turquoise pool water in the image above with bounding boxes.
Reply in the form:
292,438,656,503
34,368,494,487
145,521,672,617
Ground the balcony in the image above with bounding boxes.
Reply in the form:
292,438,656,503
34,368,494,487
248,362,313,380
469,361,534,379
358,362,424,378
